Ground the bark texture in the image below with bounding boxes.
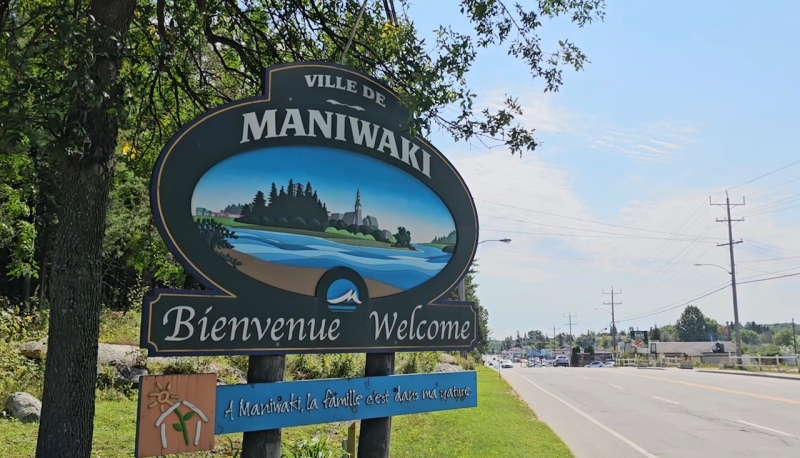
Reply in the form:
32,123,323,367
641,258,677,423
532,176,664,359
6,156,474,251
35,1,136,457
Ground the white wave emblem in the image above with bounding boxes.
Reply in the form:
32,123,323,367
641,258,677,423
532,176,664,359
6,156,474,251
328,290,362,305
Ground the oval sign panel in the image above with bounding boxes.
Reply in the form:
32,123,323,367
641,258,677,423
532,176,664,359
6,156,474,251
142,61,479,356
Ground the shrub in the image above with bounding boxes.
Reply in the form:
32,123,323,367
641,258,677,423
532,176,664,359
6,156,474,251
395,352,439,374
0,340,46,402
290,216,307,228
281,436,339,458
288,354,365,380
453,354,475,370
307,218,322,230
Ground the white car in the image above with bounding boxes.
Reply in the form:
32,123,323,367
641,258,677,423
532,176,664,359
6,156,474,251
584,361,604,368
554,355,570,367
500,359,514,368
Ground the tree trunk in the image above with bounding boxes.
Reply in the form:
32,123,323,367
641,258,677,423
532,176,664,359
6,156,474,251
35,1,136,457
357,353,395,457
241,355,286,458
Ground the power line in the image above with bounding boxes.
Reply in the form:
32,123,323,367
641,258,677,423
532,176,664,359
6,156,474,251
724,158,800,193
739,255,800,264
738,272,800,284
746,176,800,197
479,213,720,241
480,228,719,242
618,284,730,322
476,198,718,239
746,201,800,217
624,200,714,293
620,270,800,323
741,192,800,215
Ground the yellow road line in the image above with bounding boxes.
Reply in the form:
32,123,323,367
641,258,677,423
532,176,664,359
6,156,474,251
614,371,800,406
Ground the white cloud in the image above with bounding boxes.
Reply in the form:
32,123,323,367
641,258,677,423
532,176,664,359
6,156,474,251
444,95,800,339
478,90,699,163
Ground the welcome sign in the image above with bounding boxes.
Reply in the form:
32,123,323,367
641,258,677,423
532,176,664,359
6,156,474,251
142,61,479,355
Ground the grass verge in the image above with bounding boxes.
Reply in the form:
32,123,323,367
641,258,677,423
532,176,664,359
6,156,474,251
0,367,570,457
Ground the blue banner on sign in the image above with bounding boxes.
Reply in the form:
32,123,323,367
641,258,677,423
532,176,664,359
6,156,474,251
214,371,477,434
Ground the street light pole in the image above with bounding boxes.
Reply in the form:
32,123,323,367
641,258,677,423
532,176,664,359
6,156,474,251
457,238,511,301
594,308,613,352
694,262,743,358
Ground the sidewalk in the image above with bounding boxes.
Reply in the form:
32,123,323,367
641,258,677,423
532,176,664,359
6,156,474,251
697,368,800,381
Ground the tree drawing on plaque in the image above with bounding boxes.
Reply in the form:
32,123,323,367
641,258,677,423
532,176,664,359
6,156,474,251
195,218,241,268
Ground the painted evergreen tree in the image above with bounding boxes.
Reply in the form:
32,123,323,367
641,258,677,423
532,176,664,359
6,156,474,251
268,183,278,204
251,191,267,219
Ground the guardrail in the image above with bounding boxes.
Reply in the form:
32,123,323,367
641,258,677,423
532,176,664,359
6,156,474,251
724,355,799,372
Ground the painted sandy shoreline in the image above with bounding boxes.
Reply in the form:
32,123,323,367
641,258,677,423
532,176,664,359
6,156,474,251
218,248,403,298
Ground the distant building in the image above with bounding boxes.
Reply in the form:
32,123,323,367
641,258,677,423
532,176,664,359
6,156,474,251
195,207,212,217
340,190,380,227
213,212,239,218
364,215,378,227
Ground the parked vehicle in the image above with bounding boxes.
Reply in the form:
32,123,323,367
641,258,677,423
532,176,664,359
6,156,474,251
554,355,570,367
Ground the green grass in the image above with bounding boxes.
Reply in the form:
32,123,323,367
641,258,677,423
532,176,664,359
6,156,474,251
391,366,573,458
98,310,142,346
0,367,571,457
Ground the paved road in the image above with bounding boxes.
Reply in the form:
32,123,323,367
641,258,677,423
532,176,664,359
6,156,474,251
496,363,800,458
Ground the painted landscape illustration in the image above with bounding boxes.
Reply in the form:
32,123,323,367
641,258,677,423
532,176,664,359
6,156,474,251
191,146,458,298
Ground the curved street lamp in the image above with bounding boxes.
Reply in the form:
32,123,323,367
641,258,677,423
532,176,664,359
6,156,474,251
458,238,512,301
478,238,512,245
693,263,731,275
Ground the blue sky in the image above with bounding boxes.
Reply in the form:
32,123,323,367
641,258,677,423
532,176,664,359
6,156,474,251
406,0,800,340
191,146,455,242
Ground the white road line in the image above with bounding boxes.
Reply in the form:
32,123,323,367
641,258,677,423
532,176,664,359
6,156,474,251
735,420,794,437
609,384,624,390
653,396,681,405
582,376,593,380
506,371,658,458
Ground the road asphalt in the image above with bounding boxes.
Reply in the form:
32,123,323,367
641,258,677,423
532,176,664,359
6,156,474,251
494,363,800,458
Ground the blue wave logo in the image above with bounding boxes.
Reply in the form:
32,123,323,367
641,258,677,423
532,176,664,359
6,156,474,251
327,279,361,312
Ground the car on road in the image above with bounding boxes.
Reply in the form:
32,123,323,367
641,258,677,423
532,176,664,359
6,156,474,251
500,359,514,368
584,361,604,368
554,355,570,367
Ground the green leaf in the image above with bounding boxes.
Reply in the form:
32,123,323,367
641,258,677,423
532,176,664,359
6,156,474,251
172,423,183,432
183,411,194,421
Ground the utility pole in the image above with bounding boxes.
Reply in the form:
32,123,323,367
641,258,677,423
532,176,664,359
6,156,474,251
552,326,559,353
711,191,745,360
603,287,621,353
563,313,577,345
792,318,797,359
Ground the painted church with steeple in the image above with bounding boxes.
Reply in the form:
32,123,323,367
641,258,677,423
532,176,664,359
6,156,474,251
330,189,379,227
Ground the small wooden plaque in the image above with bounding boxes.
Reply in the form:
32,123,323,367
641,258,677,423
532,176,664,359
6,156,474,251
135,373,217,458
